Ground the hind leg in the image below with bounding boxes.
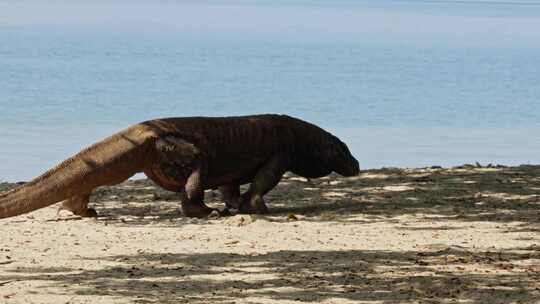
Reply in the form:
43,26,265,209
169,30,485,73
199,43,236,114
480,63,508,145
59,193,97,217
180,164,231,218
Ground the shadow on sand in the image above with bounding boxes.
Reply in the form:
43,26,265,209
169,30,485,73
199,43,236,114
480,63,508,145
267,165,540,230
3,246,540,303
3,165,540,302
85,165,540,230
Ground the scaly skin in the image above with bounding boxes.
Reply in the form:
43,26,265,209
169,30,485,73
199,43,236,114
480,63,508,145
0,114,360,219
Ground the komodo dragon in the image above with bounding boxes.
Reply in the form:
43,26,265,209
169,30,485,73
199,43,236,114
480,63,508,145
0,114,359,219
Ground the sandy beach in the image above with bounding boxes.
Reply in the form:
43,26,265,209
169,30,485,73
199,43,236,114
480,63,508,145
1,165,540,303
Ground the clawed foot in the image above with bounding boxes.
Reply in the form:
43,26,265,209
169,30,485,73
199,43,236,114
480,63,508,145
225,200,240,210
208,207,232,218
182,202,231,218
238,195,269,214
81,207,98,217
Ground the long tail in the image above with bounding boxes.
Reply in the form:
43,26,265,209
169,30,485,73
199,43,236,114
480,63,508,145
0,127,153,219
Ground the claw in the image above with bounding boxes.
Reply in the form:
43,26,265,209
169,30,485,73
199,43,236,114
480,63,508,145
207,210,220,218
207,208,232,218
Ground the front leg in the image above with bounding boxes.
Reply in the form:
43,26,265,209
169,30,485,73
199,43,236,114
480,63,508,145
239,153,291,214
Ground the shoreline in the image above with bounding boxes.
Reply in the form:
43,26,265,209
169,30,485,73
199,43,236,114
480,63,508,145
0,162,517,186
1,164,540,303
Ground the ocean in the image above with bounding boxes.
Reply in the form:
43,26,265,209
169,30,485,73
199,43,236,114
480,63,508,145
1,0,540,181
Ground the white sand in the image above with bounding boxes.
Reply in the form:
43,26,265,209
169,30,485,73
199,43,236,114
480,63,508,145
2,166,540,303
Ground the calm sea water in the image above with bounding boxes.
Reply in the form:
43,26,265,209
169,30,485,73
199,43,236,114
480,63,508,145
1,0,540,181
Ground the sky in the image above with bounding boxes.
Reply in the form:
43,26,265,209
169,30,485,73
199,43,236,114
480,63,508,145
1,0,540,46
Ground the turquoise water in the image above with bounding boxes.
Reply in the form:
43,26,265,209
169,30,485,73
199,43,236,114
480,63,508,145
1,0,540,181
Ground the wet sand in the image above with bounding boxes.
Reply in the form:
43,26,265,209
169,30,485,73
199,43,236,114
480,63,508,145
1,165,540,303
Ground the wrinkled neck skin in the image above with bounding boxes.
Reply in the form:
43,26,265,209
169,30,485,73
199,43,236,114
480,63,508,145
288,123,335,178
290,155,332,178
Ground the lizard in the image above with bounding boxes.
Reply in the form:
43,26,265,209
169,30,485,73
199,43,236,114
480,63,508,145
0,114,360,219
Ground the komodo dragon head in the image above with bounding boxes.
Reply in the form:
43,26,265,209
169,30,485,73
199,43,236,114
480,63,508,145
321,135,360,177
291,129,360,179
